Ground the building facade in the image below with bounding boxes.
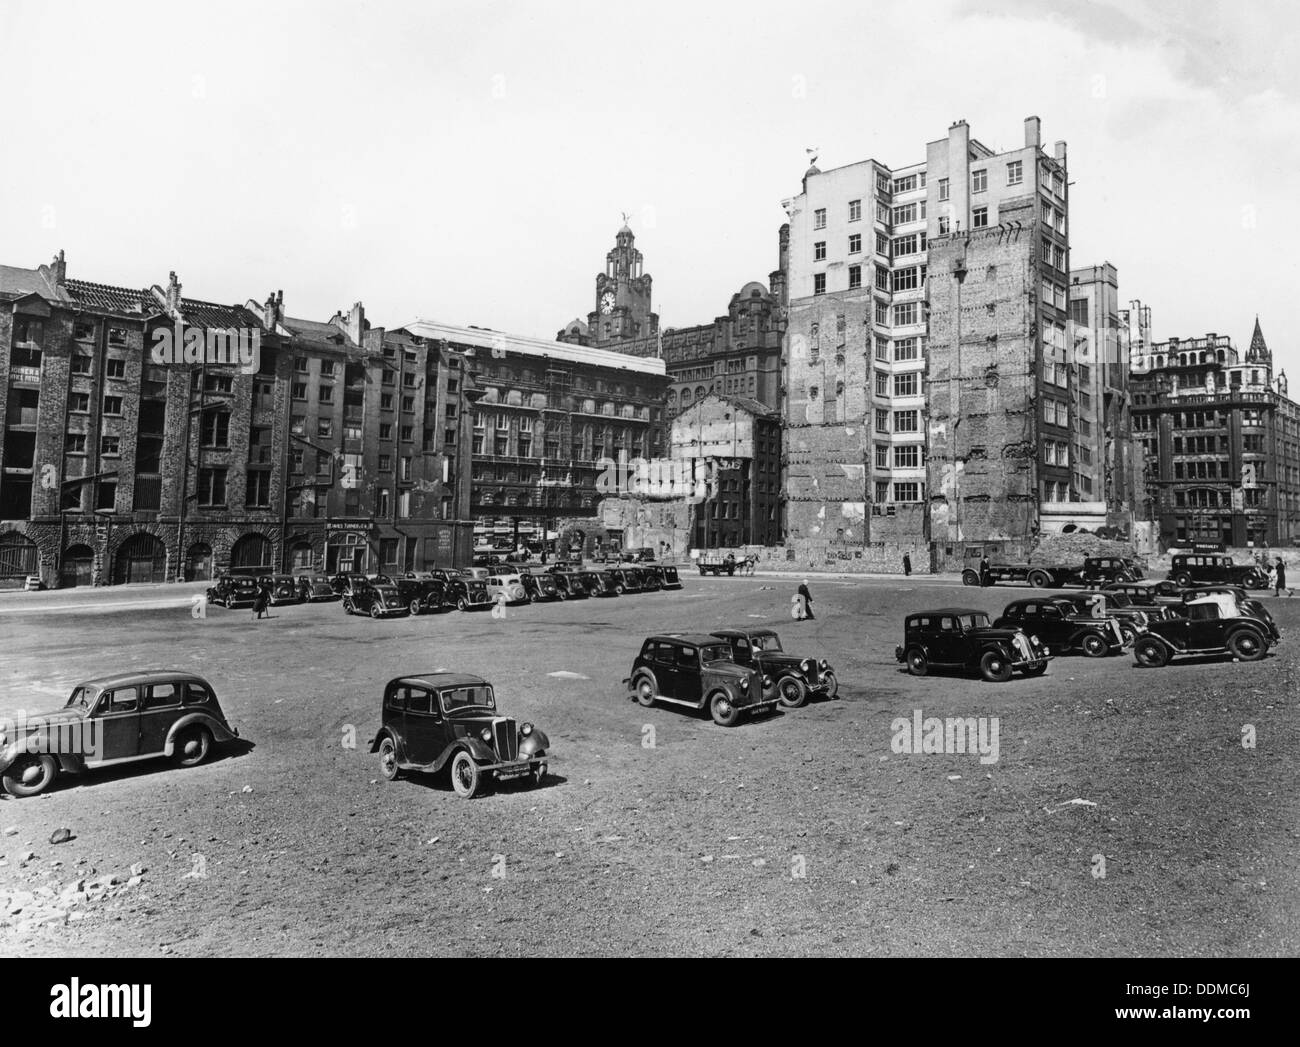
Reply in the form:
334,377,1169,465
1129,320,1300,548
783,116,1074,565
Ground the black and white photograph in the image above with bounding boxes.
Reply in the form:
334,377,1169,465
0,0,1293,1017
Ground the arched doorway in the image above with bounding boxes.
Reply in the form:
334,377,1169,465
0,531,39,582
186,542,213,582
60,544,94,588
287,540,313,573
113,533,168,584
230,533,273,572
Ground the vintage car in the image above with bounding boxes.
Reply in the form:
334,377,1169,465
710,627,838,708
993,598,1127,657
1166,553,1268,590
1133,593,1280,667
206,574,260,608
330,571,370,595
459,567,491,582
628,566,661,592
257,575,301,606
342,581,408,618
590,571,622,597
624,547,657,563
625,634,779,726
1066,591,1164,638
1081,557,1145,585
546,568,590,599
895,608,1052,682
471,553,505,569
603,567,642,594
486,573,528,605
369,673,549,798
387,574,454,615
0,671,238,798
1101,579,1184,606
649,564,682,590
296,574,338,602
519,572,562,602
428,569,492,611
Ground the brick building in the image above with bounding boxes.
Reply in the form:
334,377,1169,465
402,318,668,548
1129,319,1300,548
783,116,1076,567
0,253,476,587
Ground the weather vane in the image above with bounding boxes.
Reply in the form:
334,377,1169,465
620,210,631,225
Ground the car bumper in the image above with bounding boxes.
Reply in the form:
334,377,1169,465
482,755,547,780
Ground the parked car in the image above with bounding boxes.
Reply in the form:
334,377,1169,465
993,598,1127,657
1101,579,1183,607
486,573,528,605
330,571,369,595
710,627,838,708
296,574,338,602
649,564,682,590
590,571,622,597
257,575,301,606
1166,553,1268,590
459,567,491,582
1133,592,1280,667
206,575,260,608
603,567,641,594
624,634,779,726
429,569,492,611
624,547,657,563
392,575,454,615
1177,584,1278,634
1081,556,1145,585
0,671,239,797
369,673,550,798
546,568,590,599
520,572,561,602
627,566,661,592
1063,591,1163,639
895,608,1052,682
343,581,408,618
472,553,505,569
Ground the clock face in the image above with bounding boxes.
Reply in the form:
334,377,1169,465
599,291,616,315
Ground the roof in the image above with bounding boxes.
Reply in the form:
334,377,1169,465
65,278,155,314
79,670,210,689
909,608,988,617
0,264,66,300
284,315,354,344
648,633,730,646
712,627,777,638
389,673,489,690
178,297,261,329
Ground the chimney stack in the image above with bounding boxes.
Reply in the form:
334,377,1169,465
166,270,182,313
51,249,67,287
1024,116,1041,149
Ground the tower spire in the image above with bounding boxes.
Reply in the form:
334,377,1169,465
1248,315,1270,362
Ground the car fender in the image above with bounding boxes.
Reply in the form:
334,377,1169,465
1141,632,1176,654
519,729,549,758
368,726,402,757
431,737,495,773
628,667,656,693
163,712,238,756
1225,623,1268,645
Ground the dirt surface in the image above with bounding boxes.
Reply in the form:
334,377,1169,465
1,574,1297,956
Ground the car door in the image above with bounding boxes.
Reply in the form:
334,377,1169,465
138,680,182,756
931,615,962,664
1186,603,1227,648
648,642,680,698
87,685,141,765
675,644,704,705
402,686,443,765
729,635,755,670
1035,603,1071,648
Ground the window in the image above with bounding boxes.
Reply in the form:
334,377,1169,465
201,411,230,447
875,444,888,468
894,445,920,469
377,489,391,517
401,395,414,412
875,336,889,361
100,435,120,456
894,337,919,361
1007,160,1023,185
894,409,919,433
874,266,889,291
875,481,889,503
400,425,413,442
814,241,826,261
891,267,919,292
972,169,987,193
814,208,826,230
379,423,393,440
892,174,918,193
875,372,889,397
938,216,950,235
892,203,919,224
874,301,889,326
105,358,125,378
295,356,309,373
894,302,919,326
875,408,889,433
848,265,861,289
246,470,271,507
894,482,920,502
197,468,227,507
292,382,307,400
318,385,334,404
875,231,889,255
972,206,989,229
70,353,93,375
320,360,336,377
849,199,861,222
107,327,126,347
813,273,826,296
103,395,123,416
893,234,921,256
848,233,861,254
894,373,918,397
938,178,949,201
65,432,87,453
70,392,90,413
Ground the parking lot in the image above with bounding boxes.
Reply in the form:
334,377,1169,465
1,571,1297,956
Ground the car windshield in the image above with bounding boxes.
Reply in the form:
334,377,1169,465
441,685,495,712
751,634,783,653
959,613,991,630
65,685,99,710
700,644,734,663
1104,593,1131,607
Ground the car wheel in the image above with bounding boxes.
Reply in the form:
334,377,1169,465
378,737,401,780
709,691,741,727
698,566,706,576
777,676,808,709
531,758,548,788
1080,632,1109,657
450,750,481,798
634,674,657,708
370,604,383,620
457,597,469,611
979,650,1013,683
962,569,980,586
2,754,58,798
1227,630,1267,662
1020,661,1049,677
1174,572,1192,588
1134,637,1170,667
822,669,840,699
408,599,421,616
557,590,568,600
342,599,354,615
614,584,625,595
1117,622,1138,645
1028,570,1050,588
906,648,928,677
173,725,212,767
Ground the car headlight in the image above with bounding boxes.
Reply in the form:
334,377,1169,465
819,659,829,670
520,722,533,737
1030,635,1041,645
801,658,813,671
480,727,493,744
762,675,773,688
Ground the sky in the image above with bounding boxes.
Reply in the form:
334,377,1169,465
1,0,1296,371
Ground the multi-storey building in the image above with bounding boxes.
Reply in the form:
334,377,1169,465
557,224,788,418
669,393,781,548
403,318,668,547
783,116,1074,565
1129,320,1300,548
0,253,476,587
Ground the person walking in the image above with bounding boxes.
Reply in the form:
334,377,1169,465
252,582,270,621
797,579,815,621
979,555,991,587
1275,557,1291,597
902,552,912,577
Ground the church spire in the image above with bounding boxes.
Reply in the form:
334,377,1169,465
1248,316,1270,363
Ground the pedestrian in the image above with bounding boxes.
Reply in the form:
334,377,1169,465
902,552,912,577
1267,564,1277,592
797,579,815,620
979,555,991,587
252,583,270,620
1275,557,1291,597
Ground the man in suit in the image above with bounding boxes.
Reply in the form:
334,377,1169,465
797,580,815,620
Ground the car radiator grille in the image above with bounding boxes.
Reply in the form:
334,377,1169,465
492,717,518,761
1013,635,1034,661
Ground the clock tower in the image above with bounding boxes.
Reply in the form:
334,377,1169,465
586,221,658,346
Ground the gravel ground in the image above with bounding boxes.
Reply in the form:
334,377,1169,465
1,574,1296,956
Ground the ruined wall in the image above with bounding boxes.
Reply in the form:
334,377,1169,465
926,213,1039,548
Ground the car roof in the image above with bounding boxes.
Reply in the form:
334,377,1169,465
911,608,989,617
79,670,211,688
647,633,728,646
712,627,778,639
389,673,490,690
